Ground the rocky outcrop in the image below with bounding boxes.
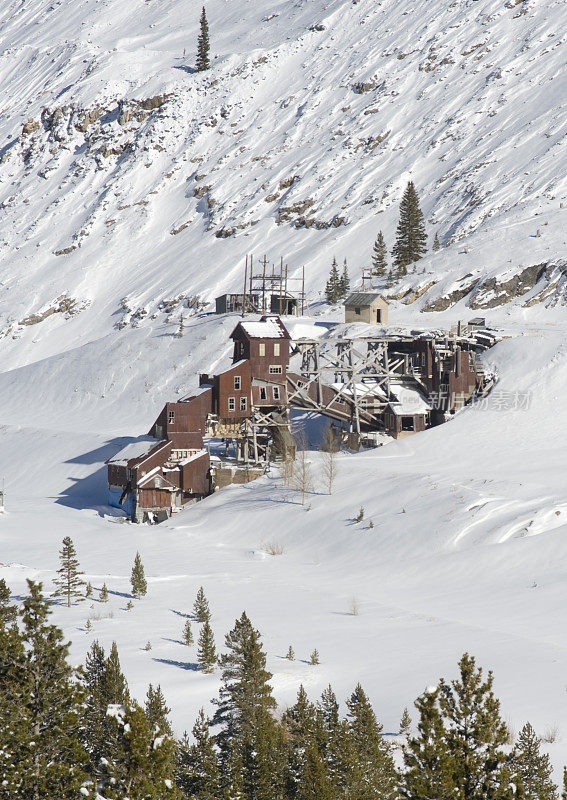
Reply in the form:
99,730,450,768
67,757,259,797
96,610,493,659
469,263,547,309
423,277,479,311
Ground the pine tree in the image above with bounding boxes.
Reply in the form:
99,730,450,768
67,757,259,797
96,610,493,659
195,7,210,72
53,535,86,607
339,258,350,298
0,577,16,624
177,709,221,799
345,683,398,800
284,685,334,800
324,257,342,304
372,231,388,276
131,551,147,598
211,611,282,800
197,619,217,673
401,686,456,800
438,653,512,800
399,706,412,736
99,582,109,602
562,767,566,800
433,231,441,251
0,581,89,798
286,645,295,661
193,586,210,622
510,722,557,800
86,580,93,598
183,619,194,646
392,181,427,269
145,683,173,736
98,701,180,799
318,685,347,794
310,649,320,665
178,313,185,338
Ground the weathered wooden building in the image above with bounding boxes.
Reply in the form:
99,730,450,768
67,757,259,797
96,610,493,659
344,292,389,325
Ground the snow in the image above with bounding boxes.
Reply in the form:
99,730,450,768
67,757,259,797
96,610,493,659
0,0,567,783
389,382,433,416
239,320,288,339
107,437,163,466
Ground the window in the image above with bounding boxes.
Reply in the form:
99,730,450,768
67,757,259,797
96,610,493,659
259,342,266,357
228,397,236,412
355,307,360,315
240,397,247,411
401,416,415,432
260,387,267,400
274,343,280,356
234,375,241,390
269,365,282,374
168,411,175,425
273,386,280,400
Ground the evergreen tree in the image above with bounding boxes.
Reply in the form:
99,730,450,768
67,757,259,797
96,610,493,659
131,551,147,599
284,685,334,800
178,313,185,338
438,653,512,800
53,535,86,607
99,582,109,602
193,586,210,622
195,7,210,72
98,701,180,800
317,685,349,794
392,181,427,269
145,684,173,736
372,231,388,276
177,709,221,800
562,767,566,800
339,258,350,297
401,686,456,800
183,619,194,646
197,619,217,673
433,232,441,251
286,645,295,661
310,649,320,665
83,639,130,780
0,580,88,798
345,683,397,800
324,257,342,304
510,722,557,800
399,706,412,736
211,611,283,800
0,577,16,624
86,581,93,598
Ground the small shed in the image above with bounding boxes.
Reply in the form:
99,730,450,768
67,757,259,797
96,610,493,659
344,292,389,325
468,317,487,330
270,294,298,316
216,293,259,314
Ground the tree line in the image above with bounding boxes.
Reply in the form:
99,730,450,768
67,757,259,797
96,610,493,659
1,577,564,799
324,181,443,298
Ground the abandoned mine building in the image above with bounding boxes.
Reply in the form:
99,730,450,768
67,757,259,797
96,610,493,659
107,312,493,523
344,292,389,325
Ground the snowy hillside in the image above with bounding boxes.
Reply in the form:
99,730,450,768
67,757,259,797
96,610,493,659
1,0,567,781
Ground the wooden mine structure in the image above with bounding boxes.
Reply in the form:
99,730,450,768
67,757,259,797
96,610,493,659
106,316,494,523
241,255,307,316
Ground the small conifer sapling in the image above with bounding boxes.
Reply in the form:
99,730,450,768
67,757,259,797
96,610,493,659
131,551,147,599
193,586,210,622
183,619,194,646
99,583,109,603
197,619,217,673
286,645,295,661
310,649,320,665
53,536,86,607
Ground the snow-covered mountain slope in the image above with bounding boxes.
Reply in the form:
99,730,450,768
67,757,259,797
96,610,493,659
1,0,566,370
1,0,567,778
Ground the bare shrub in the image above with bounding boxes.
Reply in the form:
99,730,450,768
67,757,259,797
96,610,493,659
350,596,360,616
262,541,285,556
321,423,339,494
541,724,559,744
291,431,313,505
